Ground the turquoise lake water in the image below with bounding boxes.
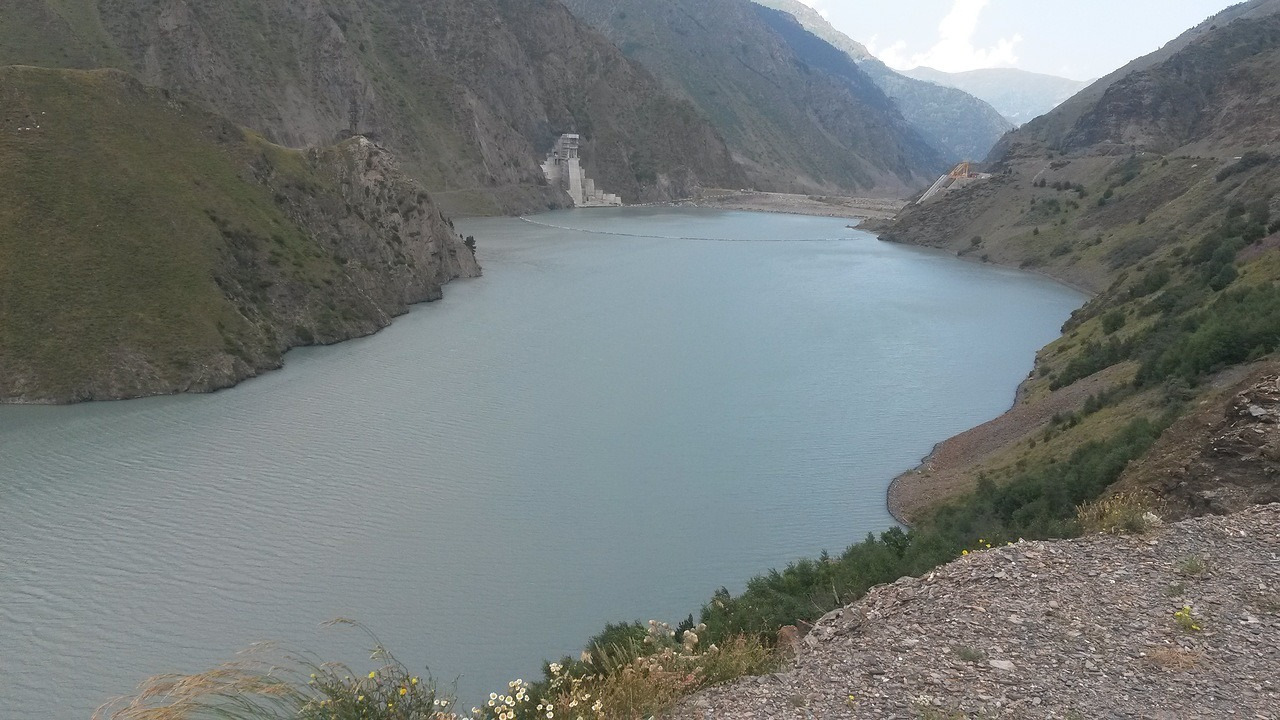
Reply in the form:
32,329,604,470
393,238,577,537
0,209,1083,717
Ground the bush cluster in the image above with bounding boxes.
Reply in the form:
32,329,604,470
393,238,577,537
1215,151,1272,182
1049,203,1279,391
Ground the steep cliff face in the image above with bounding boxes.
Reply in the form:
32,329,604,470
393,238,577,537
561,0,944,197
751,0,1014,164
0,66,478,403
0,0,744,214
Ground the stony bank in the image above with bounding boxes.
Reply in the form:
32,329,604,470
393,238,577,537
672,505,1280,720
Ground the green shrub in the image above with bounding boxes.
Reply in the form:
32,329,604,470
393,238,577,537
1136,284,1280,384
1101,310,1127,334
1215,151,1272,182
1051,338,1129,389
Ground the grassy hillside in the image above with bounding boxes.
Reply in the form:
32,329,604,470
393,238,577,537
0,0,745,214
878,7,1280,519
561,0,944,197
0,66,477,402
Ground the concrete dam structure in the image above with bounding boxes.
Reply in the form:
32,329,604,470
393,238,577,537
541,134,623,207
918,161,993,204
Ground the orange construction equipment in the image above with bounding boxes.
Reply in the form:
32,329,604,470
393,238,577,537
948,161,972,179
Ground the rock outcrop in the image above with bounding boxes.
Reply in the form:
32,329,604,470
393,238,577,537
1116,369,1280,519
674,505,1280,719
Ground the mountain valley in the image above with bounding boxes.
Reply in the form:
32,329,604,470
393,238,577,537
3,1,1280,718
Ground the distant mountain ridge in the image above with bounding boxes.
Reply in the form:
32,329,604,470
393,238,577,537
750,0,875,61
905,66,1089,126
560,0,946,196
752,0,1014,164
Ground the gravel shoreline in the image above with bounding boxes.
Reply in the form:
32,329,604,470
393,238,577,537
682,191,907,220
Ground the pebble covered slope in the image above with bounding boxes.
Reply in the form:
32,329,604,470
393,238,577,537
673,505,1280,719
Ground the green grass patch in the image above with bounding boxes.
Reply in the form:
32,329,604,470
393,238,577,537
0,66,352,399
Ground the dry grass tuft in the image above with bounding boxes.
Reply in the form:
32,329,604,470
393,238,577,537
94,624,460,720
94,647,301,720
1147,646,1201,672
1077,491,1165,535
543,635,777,720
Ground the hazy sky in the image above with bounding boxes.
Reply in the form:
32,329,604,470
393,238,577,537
795,0,1245,79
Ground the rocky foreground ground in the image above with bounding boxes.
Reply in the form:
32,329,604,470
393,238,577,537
671,505,1280,719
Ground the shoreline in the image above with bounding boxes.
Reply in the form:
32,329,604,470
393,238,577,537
877,235,1098,527
679,190,907,220
885,443,943,528
0,272,481,407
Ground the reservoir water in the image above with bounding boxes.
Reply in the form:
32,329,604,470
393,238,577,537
0,209,1083,717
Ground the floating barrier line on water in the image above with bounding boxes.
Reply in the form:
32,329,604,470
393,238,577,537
516,216,857,242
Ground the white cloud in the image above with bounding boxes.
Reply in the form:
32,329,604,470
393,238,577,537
867,0,1022,73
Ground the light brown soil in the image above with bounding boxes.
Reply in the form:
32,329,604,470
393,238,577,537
689,190,907,219
887,364,1135,524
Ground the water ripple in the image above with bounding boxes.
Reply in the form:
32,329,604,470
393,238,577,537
0,209,1083,718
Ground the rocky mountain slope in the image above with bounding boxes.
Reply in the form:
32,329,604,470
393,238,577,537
675,504,1280,719
1013,0,1280,152
752,0,1014,164
906,67,1088,126
1055,14,1280,154
0,0,745,215
0,66,478,403
875,0,1280,521
560,0,945,197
